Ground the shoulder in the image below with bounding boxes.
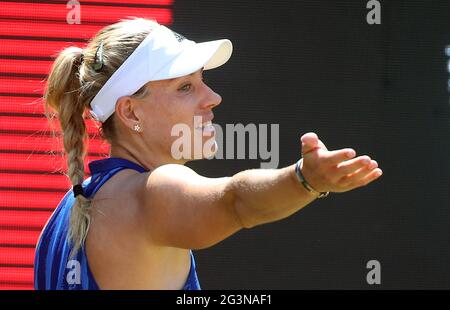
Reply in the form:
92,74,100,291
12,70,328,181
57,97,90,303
145,164,200,187
131,164,199,210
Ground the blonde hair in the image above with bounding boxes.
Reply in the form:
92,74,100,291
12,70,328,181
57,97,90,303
43,17,158,257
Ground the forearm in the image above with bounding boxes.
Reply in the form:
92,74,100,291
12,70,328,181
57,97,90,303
229,164,318,228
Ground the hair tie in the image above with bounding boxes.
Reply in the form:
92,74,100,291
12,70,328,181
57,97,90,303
93,40,104,72
73,184,85,198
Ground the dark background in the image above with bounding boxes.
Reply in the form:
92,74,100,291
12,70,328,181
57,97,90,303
172,0,450,289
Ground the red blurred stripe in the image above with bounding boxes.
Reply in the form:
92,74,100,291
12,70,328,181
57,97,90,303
0,153,105,173
0,2,172,25
0,267,33,285
0,247,35,266
0,283,33,289
0,59,54,76
0,230,41,246
0,20,105,40
0,210,52,230
0,116,101,136
0,133,111,154
0,39,85,57
0,77,44,96
0,173,73,191
1,190,66,209
0,97,44,115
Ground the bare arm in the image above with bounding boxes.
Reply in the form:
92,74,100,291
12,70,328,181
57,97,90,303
141,132,382,249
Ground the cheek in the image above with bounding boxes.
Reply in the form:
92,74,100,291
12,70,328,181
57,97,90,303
166,96,197,128
145,89,199,138
153,101,195,142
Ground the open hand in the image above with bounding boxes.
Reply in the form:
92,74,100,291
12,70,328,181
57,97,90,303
299,132,382,193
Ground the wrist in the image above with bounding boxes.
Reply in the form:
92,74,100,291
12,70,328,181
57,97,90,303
294,158,329,199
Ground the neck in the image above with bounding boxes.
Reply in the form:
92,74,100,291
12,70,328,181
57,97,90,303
109,144,186,171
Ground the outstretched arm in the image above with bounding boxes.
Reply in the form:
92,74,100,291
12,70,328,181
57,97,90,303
141,132,382,249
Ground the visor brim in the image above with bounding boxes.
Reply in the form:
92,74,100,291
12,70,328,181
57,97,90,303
151,39,232,81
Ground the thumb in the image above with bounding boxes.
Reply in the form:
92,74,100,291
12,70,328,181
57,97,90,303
301,132,320,155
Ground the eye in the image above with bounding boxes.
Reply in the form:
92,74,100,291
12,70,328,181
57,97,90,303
179,83,192,92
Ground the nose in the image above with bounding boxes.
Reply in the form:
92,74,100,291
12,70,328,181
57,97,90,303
199,84,222,110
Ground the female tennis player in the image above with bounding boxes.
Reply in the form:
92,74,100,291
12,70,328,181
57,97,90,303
34,18,382,290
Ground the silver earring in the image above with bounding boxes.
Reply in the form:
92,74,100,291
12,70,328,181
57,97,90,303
133,124,142,132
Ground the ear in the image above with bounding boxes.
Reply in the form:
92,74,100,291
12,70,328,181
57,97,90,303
115,96,141,129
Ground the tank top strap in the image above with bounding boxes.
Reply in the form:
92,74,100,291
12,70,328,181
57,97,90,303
88,157,149,174
82,157,149,199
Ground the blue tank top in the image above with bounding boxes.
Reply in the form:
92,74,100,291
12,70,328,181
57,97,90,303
34,157,201,290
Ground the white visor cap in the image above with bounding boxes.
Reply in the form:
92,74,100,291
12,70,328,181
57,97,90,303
89,25,232,122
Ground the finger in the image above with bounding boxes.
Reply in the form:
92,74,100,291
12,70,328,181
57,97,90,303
302,140,328,157
301,132,320,155
336,156,373,176
340,159,378,184
348,167,383,189
322,148,357,165
317,139,328,151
